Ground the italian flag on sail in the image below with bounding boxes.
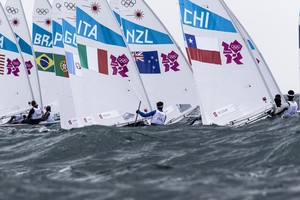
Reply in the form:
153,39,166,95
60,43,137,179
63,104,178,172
77,43,108,75
53,54,69,78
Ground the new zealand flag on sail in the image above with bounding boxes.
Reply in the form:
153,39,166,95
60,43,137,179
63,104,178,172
132,51,161,74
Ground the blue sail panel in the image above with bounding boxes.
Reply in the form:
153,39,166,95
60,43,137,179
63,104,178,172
52,20,64,48
15,34,32,55
0,34,19,53
179,0,237,33
32,23,53,48
76,8,126,47
62,19,77,48
120,18,173,45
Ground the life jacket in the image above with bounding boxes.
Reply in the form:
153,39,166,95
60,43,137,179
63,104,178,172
283,101,298,117
32,107,43,120
46,111,55,123
151,110,166,125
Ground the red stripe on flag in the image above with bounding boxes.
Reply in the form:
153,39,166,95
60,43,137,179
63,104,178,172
97,49,108,75
188,47,221,65
64,56,69,78
185,48,192,66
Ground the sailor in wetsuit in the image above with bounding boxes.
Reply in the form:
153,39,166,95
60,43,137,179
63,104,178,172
136,101,167,125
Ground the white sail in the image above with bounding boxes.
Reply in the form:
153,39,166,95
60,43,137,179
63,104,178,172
4,0,43,107
52,0,78,129
0,2,33,119
32,0,59,113
110,0,200,124
178,0,275,126
76,0,151,126
60,0,92,129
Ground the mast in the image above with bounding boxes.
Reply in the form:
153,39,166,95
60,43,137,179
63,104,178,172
220,0,274,103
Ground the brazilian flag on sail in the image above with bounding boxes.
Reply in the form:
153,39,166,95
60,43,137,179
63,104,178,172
53,54,69,78
35,52,55,72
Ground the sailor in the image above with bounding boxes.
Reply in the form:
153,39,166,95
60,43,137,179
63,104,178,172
272,94,289,116
136,101,167,125
282,90,298,118
41,106,55,123
7,114,26,124
26,100,43,124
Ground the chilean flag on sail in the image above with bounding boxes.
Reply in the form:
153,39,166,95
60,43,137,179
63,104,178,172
185,34,221,65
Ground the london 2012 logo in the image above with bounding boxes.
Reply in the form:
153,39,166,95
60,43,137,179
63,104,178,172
222,40,243,65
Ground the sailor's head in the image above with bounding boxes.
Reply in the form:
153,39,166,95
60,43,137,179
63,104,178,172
46,106,51,112
274,96,282,107
156,101,164,109
275,94,281,99
287,90,295,100
31,100,37,107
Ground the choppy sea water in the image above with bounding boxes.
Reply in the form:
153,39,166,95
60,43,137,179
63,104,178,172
0,116,300,200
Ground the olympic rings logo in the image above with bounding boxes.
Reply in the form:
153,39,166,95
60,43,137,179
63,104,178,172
6,6,19,15
169,55,177,60
121,0,136,8
56,3,62,11
64,2,76,11
118,58,129,64
36,8,49,15
75,62,81,70
230,45,242,51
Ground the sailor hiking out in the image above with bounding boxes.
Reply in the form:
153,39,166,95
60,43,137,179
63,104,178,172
136,101,167,125
26,100,43,124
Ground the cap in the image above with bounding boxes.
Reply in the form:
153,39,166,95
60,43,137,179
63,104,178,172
275,94,281,99
46,106,51,111
31,100,37,106
156,101,164,108
287,90,295,98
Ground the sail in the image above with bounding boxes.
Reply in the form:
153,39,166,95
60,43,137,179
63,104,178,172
76,0,151,126
32,0,59,113
110,0,200,124
0,3,33,119
178,0,275,126
4,0,43,107
52,0,78,129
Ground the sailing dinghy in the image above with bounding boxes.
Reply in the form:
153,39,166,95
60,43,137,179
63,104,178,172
110,0,200,125
75,0,151,127
0,2,34,124
178,0,281,126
